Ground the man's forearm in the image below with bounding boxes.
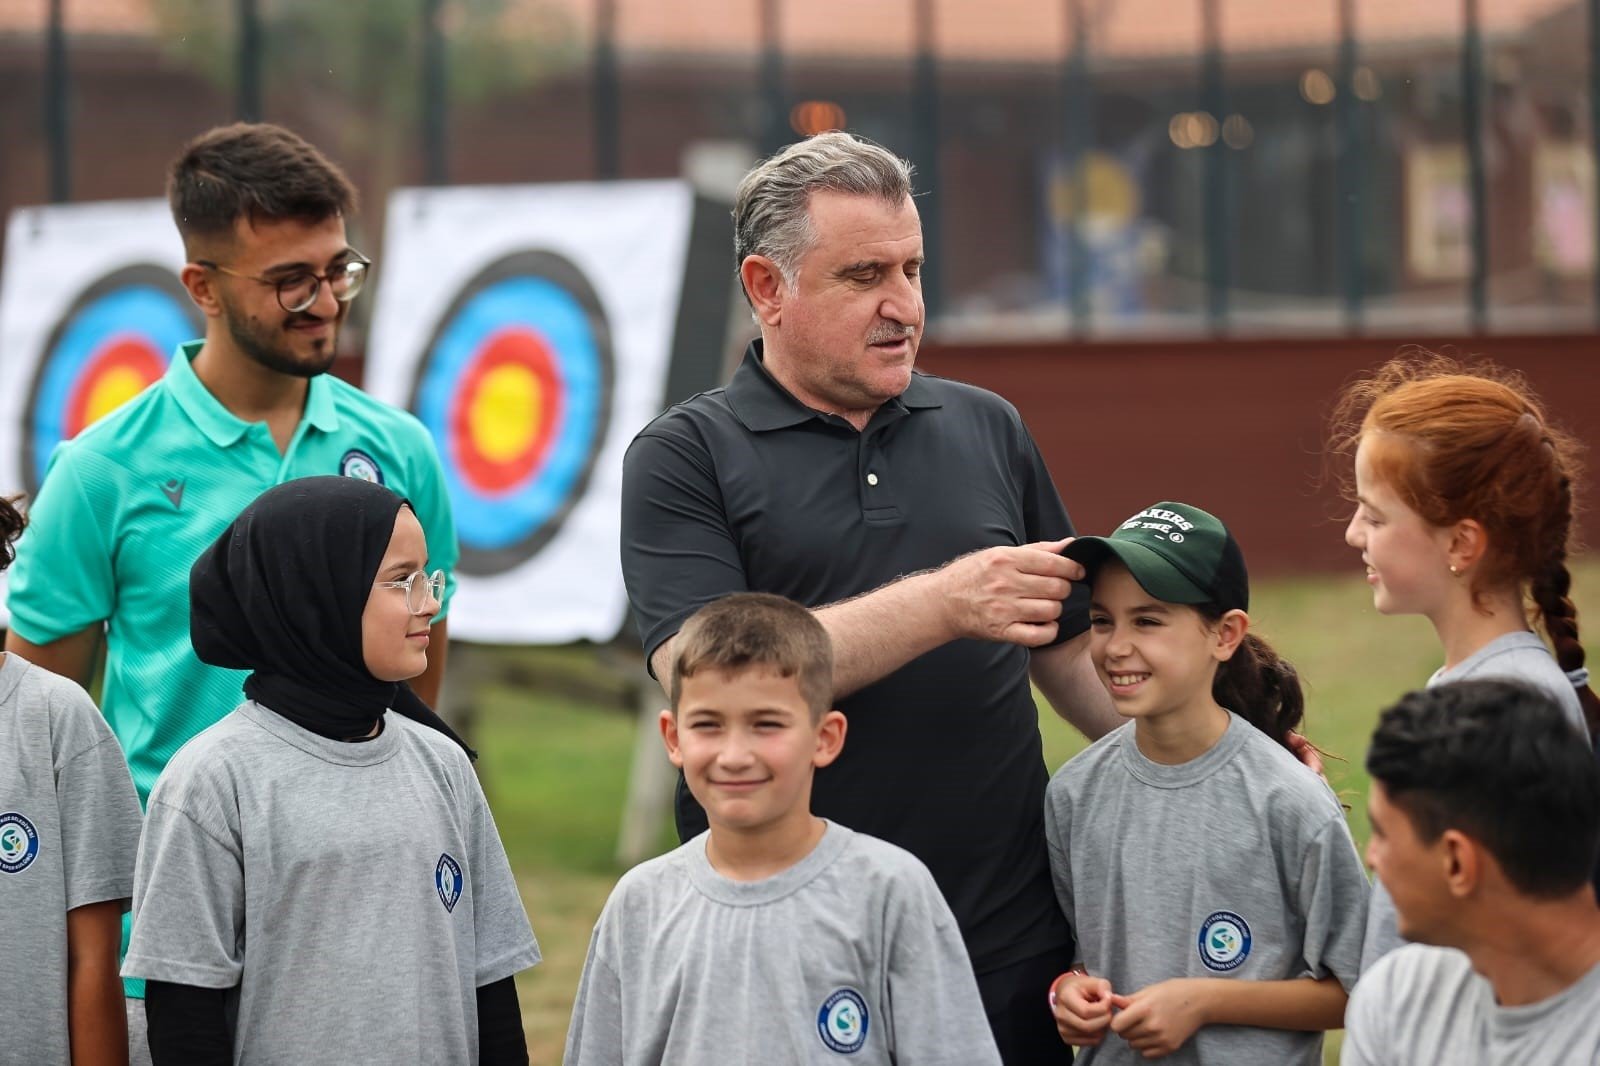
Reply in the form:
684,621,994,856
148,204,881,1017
813,569,956,698
650,569,955,699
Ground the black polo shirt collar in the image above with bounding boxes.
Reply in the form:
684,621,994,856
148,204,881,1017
726,340,943,433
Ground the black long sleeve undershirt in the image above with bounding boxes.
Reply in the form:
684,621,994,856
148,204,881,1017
478,975,530,1065
145,980,230,1066
144,976,527,1064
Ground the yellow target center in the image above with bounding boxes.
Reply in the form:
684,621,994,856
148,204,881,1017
83,366,152,426
469,363,542,462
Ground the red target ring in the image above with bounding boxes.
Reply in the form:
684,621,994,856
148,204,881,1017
64,335,167,439
448,328,565,495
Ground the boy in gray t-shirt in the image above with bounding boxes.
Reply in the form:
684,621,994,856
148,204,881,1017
1,651,144,1066
1346,681,1600,1065
564,594,1000,1066
1359,631,1591,971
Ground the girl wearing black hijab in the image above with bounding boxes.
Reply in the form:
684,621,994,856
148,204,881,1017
124,476,539,1065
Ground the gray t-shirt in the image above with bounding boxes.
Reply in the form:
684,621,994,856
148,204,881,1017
1045,713,1370,1066
0,652,143,1066
123,701,539,1065
1360,631,1589,972
564,821,1001,1066
1343,944,1600,1065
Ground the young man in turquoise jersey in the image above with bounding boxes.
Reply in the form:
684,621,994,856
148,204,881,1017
4,122,460,1066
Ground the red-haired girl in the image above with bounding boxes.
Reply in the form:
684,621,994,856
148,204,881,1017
1334,351,1598,970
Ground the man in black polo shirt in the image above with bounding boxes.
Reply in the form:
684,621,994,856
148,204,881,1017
621,131,1121,1063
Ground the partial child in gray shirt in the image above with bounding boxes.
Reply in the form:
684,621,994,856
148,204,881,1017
565,593,1001,1066
1331,356,1599,974
1345,681,1600,1065
0,493,144,1066
123,477,538,1065
1047,503,1369,1065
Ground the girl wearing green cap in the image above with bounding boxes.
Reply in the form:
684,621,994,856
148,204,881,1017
1042,501,1369,1064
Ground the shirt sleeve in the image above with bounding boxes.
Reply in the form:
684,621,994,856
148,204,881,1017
122,796,245,989
6,449,115,643
53,684,143,911
403,422,461,622
466,769,540,986
1338,958,1396,1066
883,863,1004,1066
1294,815,1372,992
620,428,749,669
1359,880,1404,975
563,924,626,1066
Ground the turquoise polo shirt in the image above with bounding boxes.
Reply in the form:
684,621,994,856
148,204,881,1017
7,339,459,800
7,341,459,996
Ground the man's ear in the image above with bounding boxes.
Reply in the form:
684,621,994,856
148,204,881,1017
1439,829,1482,899
658,708,684,769
180,261,225,320
812,709,847,769
739,254,787,328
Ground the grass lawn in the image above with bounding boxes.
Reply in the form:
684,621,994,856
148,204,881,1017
482,561,1599,1063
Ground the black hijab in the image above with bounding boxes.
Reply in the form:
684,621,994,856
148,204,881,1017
190,475,475,758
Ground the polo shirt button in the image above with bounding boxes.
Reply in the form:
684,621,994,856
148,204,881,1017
866,473,879,486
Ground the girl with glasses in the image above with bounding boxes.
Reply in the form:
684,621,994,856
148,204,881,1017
123,476,538,1065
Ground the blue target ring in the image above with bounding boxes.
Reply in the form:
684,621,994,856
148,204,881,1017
410,251,613,575
25,265,199,494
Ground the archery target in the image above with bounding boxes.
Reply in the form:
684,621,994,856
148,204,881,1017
22,264,197,493
410,250,613,576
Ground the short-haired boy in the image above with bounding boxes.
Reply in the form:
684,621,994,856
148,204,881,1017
564,593,1001,1065
1343,680,1600,1065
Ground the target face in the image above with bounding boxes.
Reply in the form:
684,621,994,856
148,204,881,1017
24,264,198,493
410,250,614,576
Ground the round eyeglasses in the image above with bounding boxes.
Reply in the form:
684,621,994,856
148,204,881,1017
373,568,445,615
197,253,371,314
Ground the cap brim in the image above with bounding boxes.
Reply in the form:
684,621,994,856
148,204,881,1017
1063,536,1213,605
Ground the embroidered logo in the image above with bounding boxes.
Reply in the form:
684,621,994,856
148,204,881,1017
436,853,463,913
159,477,185,509
0,813,40,874
340,448,384,485
1198,911,1252,972
817,988,869,1054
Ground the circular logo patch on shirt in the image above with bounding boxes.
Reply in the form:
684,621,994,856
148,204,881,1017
436,852,463,913
0,812,40,874
340,448,385,485
1198,910,1252,971
817,987,869,1054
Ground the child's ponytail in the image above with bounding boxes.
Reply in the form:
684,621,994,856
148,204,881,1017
1211,630,1305,754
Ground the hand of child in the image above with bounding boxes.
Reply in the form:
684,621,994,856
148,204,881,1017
1286,730,1327,779
1049,972,1115,1047
1108,978,1210,1059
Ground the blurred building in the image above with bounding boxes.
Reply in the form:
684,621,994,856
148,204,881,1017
1,0,1593,340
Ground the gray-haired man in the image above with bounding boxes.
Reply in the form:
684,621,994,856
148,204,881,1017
621,131,1120,1062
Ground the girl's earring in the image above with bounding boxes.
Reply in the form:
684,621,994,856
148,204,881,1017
1448,564,1462,577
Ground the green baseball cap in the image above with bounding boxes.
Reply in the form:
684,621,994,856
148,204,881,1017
1062,501,1249,612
